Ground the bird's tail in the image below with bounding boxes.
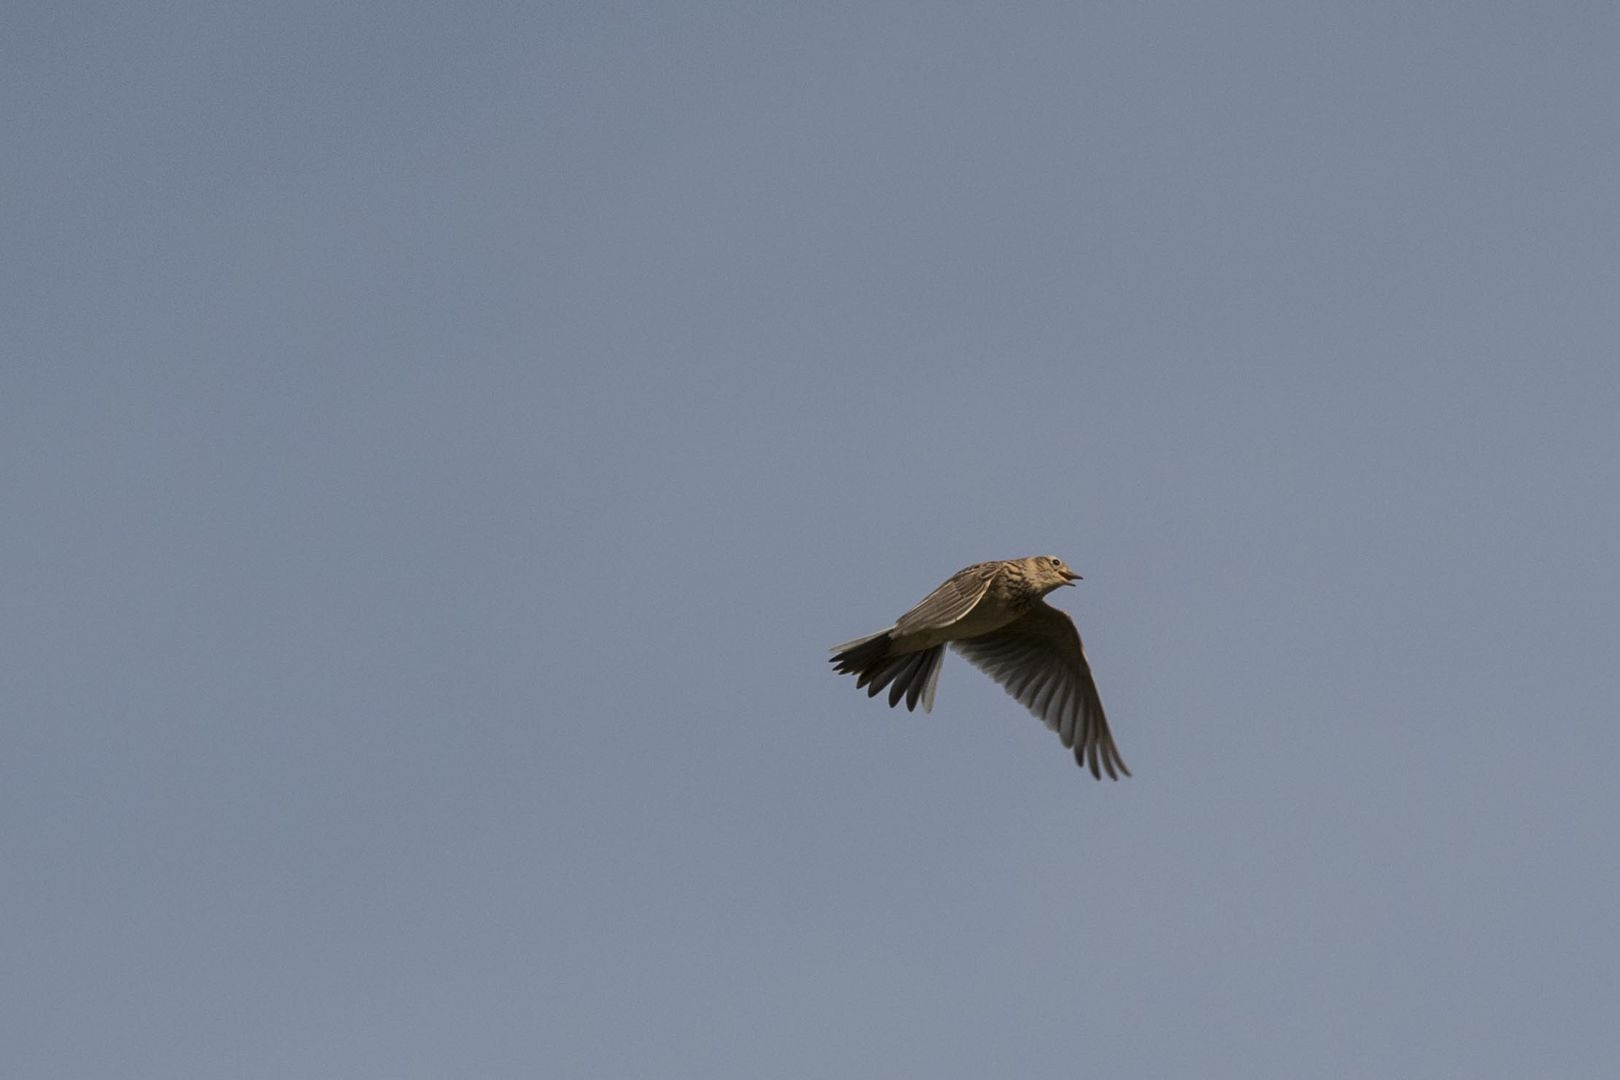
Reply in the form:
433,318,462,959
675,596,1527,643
830,630,944,713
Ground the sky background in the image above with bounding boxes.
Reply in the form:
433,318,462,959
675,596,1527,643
6,3,1620,1077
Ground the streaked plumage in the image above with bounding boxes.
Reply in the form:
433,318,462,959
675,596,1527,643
829,556,1129,779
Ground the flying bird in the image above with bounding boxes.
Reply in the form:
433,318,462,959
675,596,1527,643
829,556,1129,779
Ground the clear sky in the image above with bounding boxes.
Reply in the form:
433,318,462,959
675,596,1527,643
6,3,1620,1077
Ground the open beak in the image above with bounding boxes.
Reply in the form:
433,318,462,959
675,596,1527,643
1062,569,1082,585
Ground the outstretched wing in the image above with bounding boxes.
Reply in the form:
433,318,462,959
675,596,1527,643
951,601,1130,780
893,561,1003,636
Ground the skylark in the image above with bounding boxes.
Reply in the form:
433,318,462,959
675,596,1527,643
829,556,1129,779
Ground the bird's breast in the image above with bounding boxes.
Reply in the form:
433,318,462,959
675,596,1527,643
893,596,1030,651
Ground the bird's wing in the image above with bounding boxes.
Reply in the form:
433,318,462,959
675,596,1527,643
950,601,1130,779
893,561,1004,636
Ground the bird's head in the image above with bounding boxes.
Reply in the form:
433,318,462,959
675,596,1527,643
1025,555,1081,593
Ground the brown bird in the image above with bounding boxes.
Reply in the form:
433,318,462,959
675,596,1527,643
829,556,1129,779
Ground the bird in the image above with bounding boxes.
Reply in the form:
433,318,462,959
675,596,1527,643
829,556,1129,779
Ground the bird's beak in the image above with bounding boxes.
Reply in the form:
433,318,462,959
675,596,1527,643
1062,570,1081,585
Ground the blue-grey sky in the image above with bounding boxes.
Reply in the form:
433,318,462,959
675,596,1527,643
7,3,1620,1077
